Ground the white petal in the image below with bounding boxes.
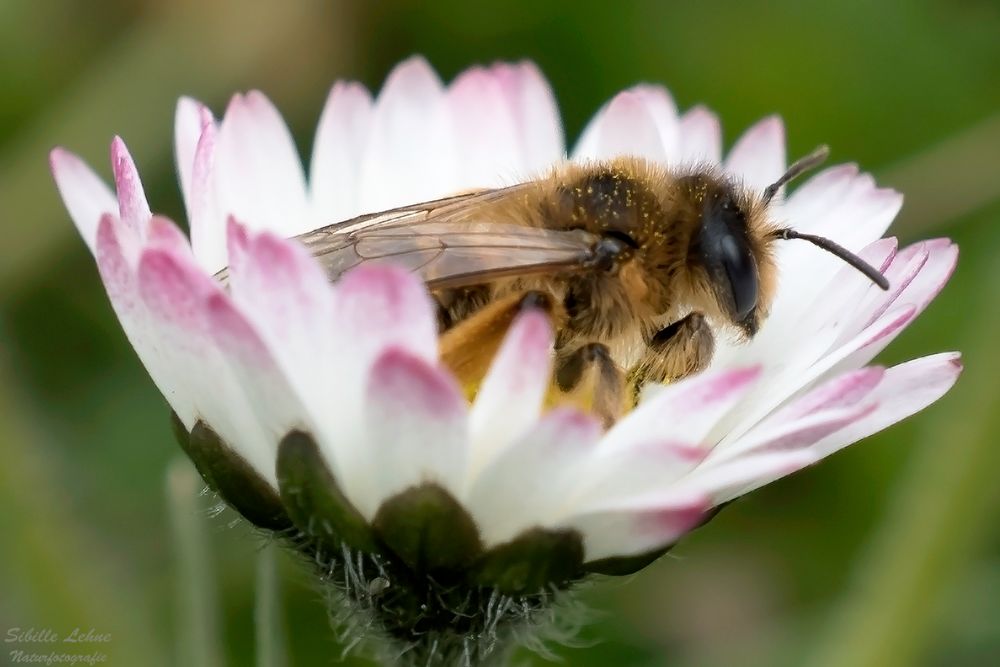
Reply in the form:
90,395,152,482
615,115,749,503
489,61,564,172
310,81,374,224
691,450,819,505
569,495,709,562
629,84,680,160
188,121,225,273
225,221,336,409
205,290,313,447
712,237,898,379
359,56,458,211
719,304,918,445
714,354,960,503
678,105,722,166
448,66,526,189
597,449,817,512
776,169,902,311
110,136,152,235
784,164,859,237
329,264,439,373
600,366,761,454
95,214,187,419
50,148,117,252
466,311,554,486
466,408,602,547
837,241,929,341
900,238,958,312
769,366,885,423
213,90,310,237
809,353,962,459
711,402,876,464
724,115,786,191
847,237,957,341
359,348,468,519
572,90,668,163
324,264,440,503
134,231,279,483
568,441,708,513
773,237,897,348
830,240,956,374
175,96,213,216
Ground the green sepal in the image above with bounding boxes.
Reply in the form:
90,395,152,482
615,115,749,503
583,546,671,576
372,483,482,576
170,413,292,532
473,528,583,594
276,430,377,553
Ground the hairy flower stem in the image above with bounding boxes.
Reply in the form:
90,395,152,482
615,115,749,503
255,543,287,667
291,539,575,667
167,459,225,667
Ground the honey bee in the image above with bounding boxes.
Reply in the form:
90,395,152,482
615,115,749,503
292,146,888,425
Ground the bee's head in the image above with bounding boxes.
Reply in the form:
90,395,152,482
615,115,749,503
695,185,773,337
693,145,888,338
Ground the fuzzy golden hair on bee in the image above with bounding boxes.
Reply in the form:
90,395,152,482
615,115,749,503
286,143,888,426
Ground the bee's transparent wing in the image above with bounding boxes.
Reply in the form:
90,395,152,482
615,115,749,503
291,185,601,290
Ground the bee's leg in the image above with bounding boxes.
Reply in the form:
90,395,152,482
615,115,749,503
554,343,629,428
439,289,560,399
434,298,454,332
433,285,492,333
629,312,715,391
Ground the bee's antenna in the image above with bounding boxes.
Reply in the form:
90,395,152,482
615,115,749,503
762,145,830,205
773,228,889,290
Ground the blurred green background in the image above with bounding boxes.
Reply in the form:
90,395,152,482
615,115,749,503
1,1,998,665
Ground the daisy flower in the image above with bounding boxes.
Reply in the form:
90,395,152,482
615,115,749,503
50,57,959,664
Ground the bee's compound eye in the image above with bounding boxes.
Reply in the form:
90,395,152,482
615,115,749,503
698,188,759,326
720,233,758,321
